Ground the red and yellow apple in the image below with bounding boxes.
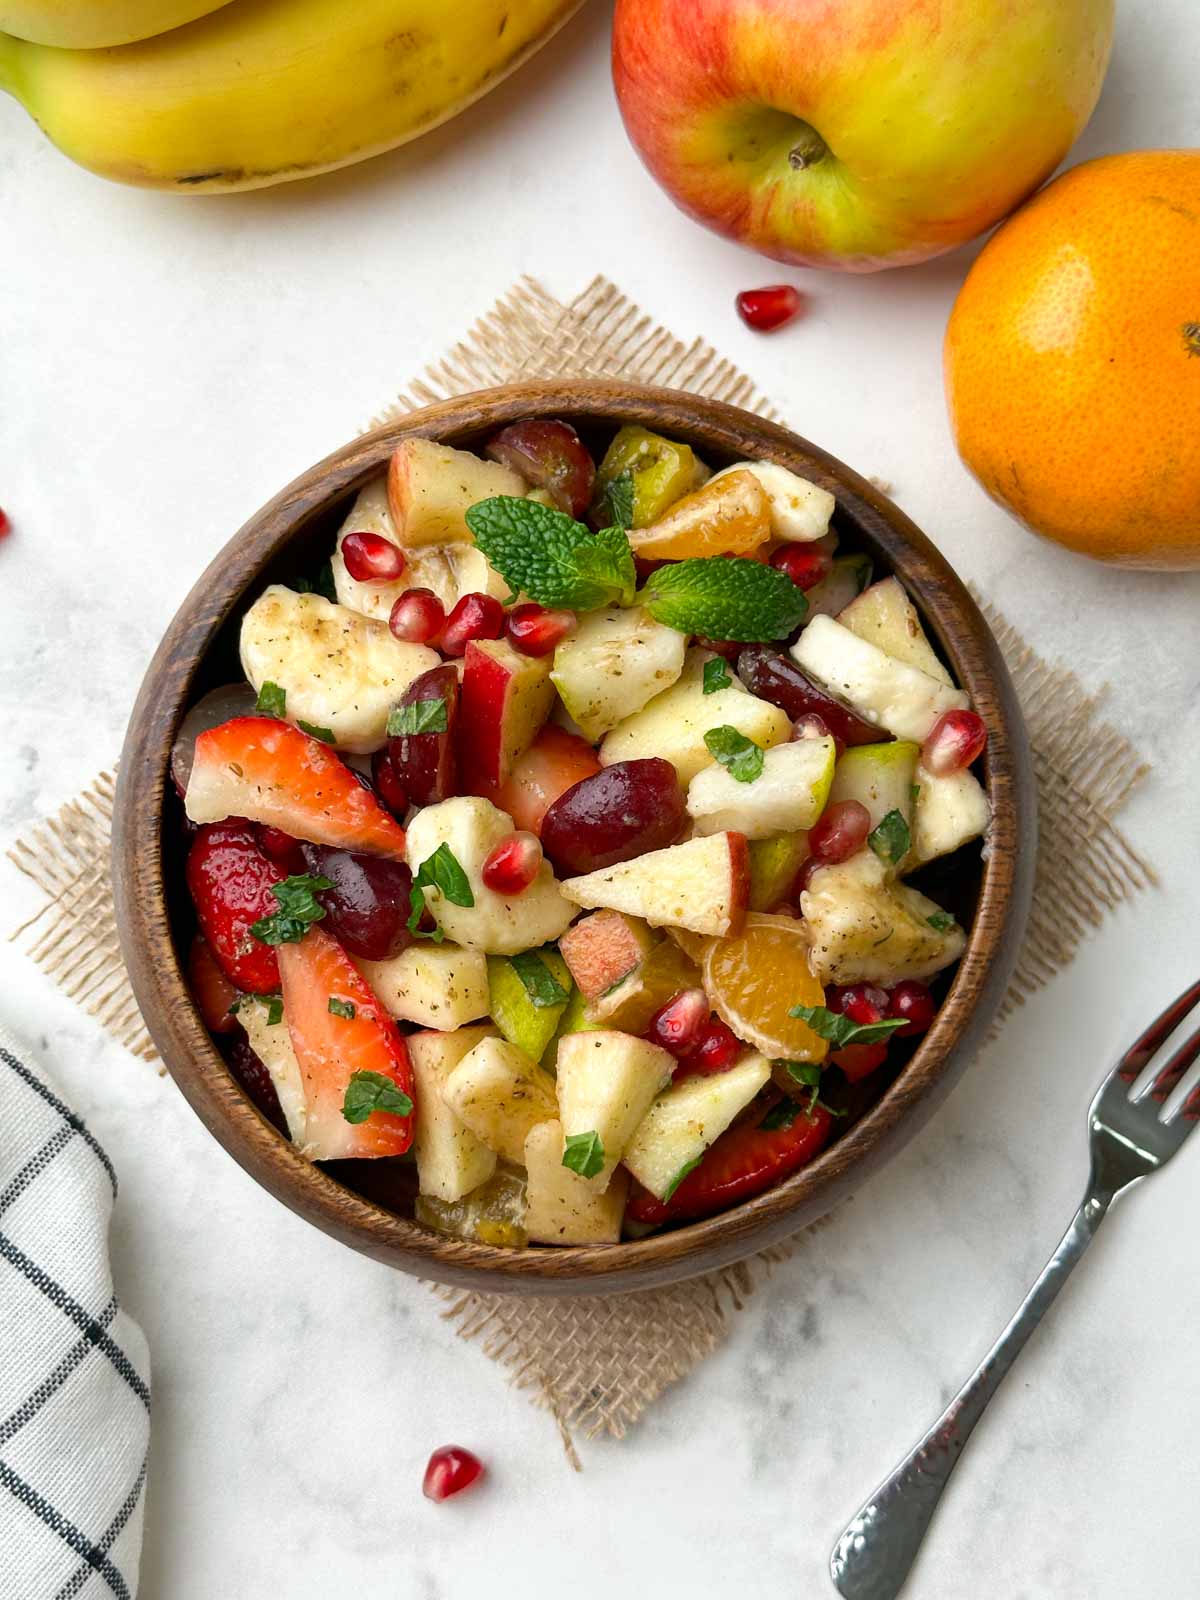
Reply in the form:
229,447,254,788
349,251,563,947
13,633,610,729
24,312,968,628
612,0,1115,272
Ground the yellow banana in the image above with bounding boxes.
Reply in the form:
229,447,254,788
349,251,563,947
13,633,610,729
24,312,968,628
0,0,585,191
0,0,231,47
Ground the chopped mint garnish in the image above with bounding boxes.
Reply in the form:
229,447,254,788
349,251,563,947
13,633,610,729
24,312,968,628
780,1060,846,1117
869,808,911,867
328,996,356,1020
297,720,336,745
255,681,286,718
509,950,570,1009
702,656,733,695
662,1155,703,1202
250,874,333,946
788,1004,908,1049
408,843,475,938
637,557,809,641
927,911,958,934
465,496,635,611
342,1069,413,1125
704,724,764,783
387,697,449,737
561,1129,605,1180
595,470,635,531
264,995,283,1026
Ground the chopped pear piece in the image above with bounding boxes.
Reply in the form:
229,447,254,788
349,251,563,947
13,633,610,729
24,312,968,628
838,577,953,685
594,425,698,528
909,764,991,868
415,1165,528,1249
524,1120,629,1246
409,1025,498,1203
443,1036,558,1165
561,831,749,939
487,949,571,1060
355,943,489,1031
624,1052,772,1200
238,994,307,1144
601,648,791,786
687,735,836,839
559,910,658,1001
387,437,526,546
748,833,810,911
791,616,968,743
827,740,921,839
540,985,601,1071
800,852,966,985
709,460,835,542
551,607,686,739
555,1030,674,1189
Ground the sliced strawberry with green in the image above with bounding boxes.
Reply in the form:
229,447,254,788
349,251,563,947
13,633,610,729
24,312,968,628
625,1097,833,1225
187,933,242,1034
831,1042,890,1083
185,716,406,858
185,820,284,994
278,925,414,1159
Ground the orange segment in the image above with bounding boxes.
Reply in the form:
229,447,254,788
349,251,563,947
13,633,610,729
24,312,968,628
629,470,771,560
703,913,827,1063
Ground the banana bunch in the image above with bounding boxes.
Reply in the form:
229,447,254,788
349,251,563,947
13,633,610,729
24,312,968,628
0,0,584,191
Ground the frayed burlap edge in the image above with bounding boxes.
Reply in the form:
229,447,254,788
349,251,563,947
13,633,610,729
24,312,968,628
4,275,1157,1459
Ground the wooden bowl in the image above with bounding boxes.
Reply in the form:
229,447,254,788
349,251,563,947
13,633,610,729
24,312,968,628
113,380,1035,1296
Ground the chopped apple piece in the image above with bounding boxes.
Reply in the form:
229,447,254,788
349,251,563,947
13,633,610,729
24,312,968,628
623,1052,772,1200
550,607,686,740
558,910,658,1001
458,638,555,794
555,1031,675,1189
791,616,968,743
487,948,571,1060
826,740,921,838
409,1025,498,1202
443,1036,558,1164
908,764,991,868
238,994,307,1144
405,797,575,955
561,832,749,939
600,649,791,786
355,943,489,1031
687,735,836,840
748,833,809,911
586,939,701,1033
628,470,772,560
800,852,966,985
387,437,526,546
838,577,953,685
239,585,438,754
524,1120,629,1246
709,460,835,542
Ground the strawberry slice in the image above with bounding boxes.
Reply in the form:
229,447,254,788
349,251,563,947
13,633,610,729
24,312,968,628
185,716,406,858
278,925,414,1160
187,934,242,1034
625,1098,834,1225
185,820,284,994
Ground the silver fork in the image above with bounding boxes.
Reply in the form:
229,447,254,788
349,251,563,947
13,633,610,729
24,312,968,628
830,979,1200,1600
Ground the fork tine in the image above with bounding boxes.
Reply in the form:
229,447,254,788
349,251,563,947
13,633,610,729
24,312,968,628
1142,1023,1200,1104
1115,979,1200,1084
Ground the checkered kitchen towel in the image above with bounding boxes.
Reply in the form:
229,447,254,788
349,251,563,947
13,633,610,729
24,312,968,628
0,1028,149,1598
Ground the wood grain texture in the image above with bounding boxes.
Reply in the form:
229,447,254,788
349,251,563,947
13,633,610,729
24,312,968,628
112,381,1035,1296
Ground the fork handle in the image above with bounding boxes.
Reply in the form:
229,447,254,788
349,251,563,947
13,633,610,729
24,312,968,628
830,1193,1111,1600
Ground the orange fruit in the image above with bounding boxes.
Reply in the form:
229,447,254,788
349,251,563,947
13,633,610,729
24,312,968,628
703,913,827,1063
945,150,1200,569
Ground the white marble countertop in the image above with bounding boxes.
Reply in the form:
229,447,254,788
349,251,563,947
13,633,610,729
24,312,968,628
2,3,1199,1594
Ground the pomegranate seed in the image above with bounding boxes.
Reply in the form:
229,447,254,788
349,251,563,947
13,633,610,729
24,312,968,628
423,1445,485,1503
887,980,936,1037
809,799,871,863
827,983,888,1025
770,543,833,591
341,530,405,584
736,284,805,333
506,602,576,658
438,592,505,658
0,507,10,538
390,588,445,645
679,1017,741,1077
647,988,710,1059
480,831,542,895
791,855,823,899
370,748,409,819
922,710,987,776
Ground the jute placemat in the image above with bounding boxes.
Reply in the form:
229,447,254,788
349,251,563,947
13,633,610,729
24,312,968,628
6,277,1157,1465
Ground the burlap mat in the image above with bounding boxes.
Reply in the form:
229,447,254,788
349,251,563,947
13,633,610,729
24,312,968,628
6,277,1157,1465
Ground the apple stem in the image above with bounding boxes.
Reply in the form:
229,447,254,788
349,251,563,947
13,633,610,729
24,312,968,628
788,123,829,172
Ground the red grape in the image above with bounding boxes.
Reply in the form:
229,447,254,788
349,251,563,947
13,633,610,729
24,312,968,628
226,1036,287,1133
438,592,504,658
388,664,458,807
300,843,413,961
539,759,685,875
737,647,883,747
370,748,409,819
389,588,445,645
887,980,936,1037
341,530,405,583
922,710,987,776
485,419,595,518
809,800,871,863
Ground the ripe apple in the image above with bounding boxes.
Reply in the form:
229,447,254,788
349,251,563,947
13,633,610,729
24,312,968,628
612,0,1114,271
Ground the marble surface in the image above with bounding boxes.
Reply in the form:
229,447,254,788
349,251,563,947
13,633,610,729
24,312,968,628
2,3,1199,1595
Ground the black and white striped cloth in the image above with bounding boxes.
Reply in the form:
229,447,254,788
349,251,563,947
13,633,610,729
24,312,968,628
0,1028,150,1599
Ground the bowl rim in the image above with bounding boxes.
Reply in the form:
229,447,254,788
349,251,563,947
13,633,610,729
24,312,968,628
112,378,1034,1296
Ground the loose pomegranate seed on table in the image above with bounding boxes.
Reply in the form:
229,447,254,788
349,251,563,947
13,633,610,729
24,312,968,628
809,799,872,863
505,602,576,658
736,284,806,333
770,542,833,591
480,831,543,895
389,587,445,644
0,507,10,538
887,980,936,1036
438,592,505,657
647,988,710,1059
423,1445,485,1504
922,709,987,776
341,529,405,583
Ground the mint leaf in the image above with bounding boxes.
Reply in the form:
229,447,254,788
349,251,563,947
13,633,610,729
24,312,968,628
562,1129,605,1180
250,874,333,946
296,559,337,603
297,720,336,745
387,697,449,737
465,496,634,611
662,1155,703,1202
596,470,635,531
927,911,958,934
408,843,475,936
869,808,911,867
342,1069,413,1125
255,681,286,718
328,996,356,1020
760,1098,806,1131
264,995,283,1026
509,950,569,1009
782,1059,846,1116
702,657,732,695
704,725,764,783
788,1004,908,1049
638,557,808,642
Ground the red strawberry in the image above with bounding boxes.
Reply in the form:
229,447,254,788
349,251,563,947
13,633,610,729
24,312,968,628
278,925,414,1159
186,717,406,858
831,1042,890,1083
185,821,283,994
187,934,241,1034
626,1098,834,1225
